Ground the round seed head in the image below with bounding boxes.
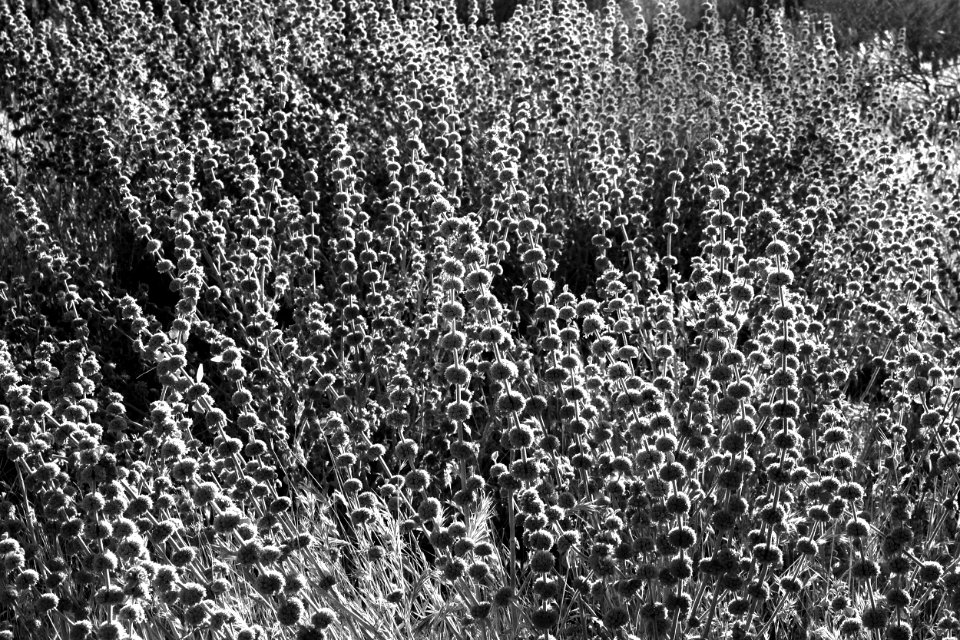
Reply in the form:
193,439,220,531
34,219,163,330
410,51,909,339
311,608,337,629
850,559,880,581
861,604,889,630
845,517,870,538
751,543,782,565
37,592,60,613
403,469,431,492
529,550,555,573
443,557,465,580
886,587,910,608
666,492,691,515
603,604,630,629
467,561,490,581
839,617,862,635
886,621,912,640
667,525,697,549
418,497,442,521
276,597,304,626
530,604,559,630
96,622,127,640
919,561,943,583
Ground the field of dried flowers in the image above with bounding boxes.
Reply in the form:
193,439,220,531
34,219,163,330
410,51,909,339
1,0,960,639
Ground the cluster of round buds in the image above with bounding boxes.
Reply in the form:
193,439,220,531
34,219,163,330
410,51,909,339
328,128,366,309
725,94,752,273
166,148,206,343
298,158,321,291
437,230,480,510
699,136,737,285
551,296,607,483
715,222,801,632
197,127,226,194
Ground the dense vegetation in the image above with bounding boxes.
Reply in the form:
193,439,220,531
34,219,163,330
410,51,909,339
1,0,960,639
